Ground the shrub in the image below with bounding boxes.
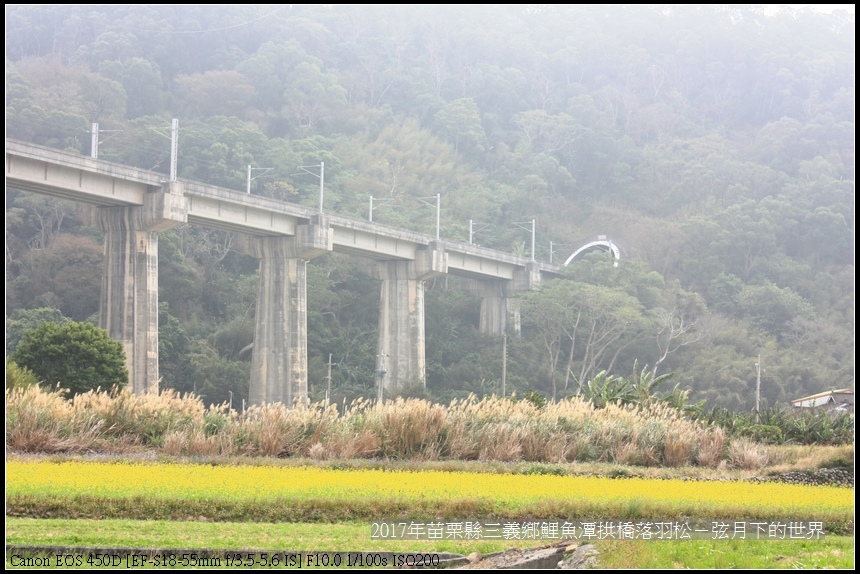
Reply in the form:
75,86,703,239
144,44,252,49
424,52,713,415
729,437,769,470
701,404,854,447
741,424,784,445
695,426,726,468
522,391,547,409
663,431,694,467
11,321,127,397
6,358,41,390
818,455,853,470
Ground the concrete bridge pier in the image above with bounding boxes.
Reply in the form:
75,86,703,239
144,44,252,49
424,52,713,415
84,183,187,394
474,262,542,337
242,215,332,407
375,242,447,398
477,281,522,337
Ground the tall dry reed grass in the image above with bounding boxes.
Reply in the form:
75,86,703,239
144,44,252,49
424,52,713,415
6,386,756,468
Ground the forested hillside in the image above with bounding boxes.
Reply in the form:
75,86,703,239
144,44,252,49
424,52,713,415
5,4,854,410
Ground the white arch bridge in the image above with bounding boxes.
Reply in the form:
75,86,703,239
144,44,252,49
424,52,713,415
563,237,621,266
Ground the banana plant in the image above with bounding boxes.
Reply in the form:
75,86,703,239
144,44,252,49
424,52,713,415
579,370,634,408
628,360,674,407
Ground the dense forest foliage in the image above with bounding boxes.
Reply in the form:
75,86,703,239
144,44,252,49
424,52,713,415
5,4,854,411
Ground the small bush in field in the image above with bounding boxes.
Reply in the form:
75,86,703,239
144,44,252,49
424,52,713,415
741,424,784,445
729,437,769,470
6,358,41,390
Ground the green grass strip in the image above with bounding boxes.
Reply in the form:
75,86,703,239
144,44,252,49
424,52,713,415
593,537,855,569
6,520,854,569
5,517,547,555
7,493,854,535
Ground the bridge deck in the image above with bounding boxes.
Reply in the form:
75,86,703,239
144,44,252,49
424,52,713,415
6,139,560,281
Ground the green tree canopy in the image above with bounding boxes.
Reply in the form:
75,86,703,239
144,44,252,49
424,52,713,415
11,321,128,396
5,307,70,355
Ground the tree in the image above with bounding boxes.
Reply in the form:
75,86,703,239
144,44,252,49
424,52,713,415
7,234,103,321
11,321,128,396
519,280,570,399
5,307,70,354
520,278,647,399
737,282,816,339
177,116,269,189
433,97,487,158
174,70,256,119
157,303,193,392
8,194,74,250
12,57,126,127
513,110,587,155
186,340,249,406
99,57,165,118
237,40,347,136
566,283,647,387
648,289,705,378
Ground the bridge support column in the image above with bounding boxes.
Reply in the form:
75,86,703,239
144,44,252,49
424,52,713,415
242,216,332,407
87,183,187,394
375,243,447,398
478,284,522,337
474,262,541,337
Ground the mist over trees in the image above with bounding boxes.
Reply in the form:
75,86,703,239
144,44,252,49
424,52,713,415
5,4,854,410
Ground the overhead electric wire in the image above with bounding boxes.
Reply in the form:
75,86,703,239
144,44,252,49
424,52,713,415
7,116,297,191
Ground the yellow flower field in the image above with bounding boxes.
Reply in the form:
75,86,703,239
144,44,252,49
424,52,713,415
7,460,852,515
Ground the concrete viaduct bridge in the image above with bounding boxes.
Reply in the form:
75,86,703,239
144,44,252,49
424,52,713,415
6,139,562,405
